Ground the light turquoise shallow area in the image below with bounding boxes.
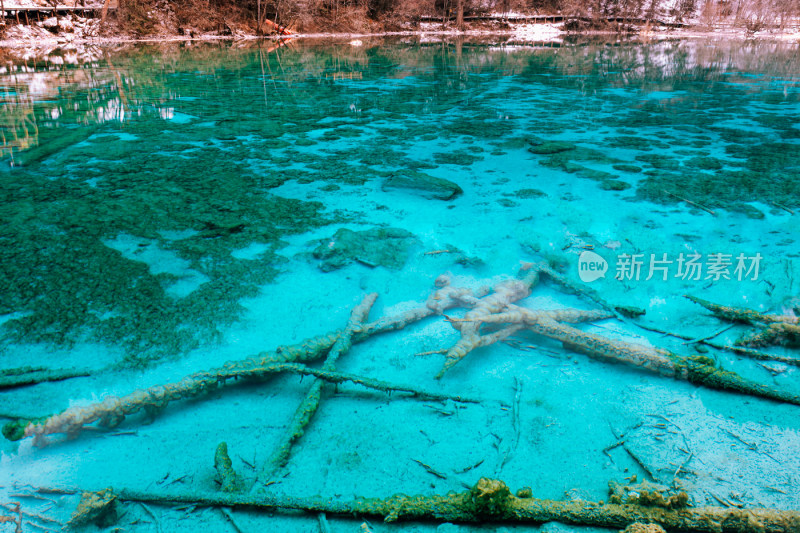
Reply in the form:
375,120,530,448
0,38,799,532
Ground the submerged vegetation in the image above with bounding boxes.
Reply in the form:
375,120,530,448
0,39,798,365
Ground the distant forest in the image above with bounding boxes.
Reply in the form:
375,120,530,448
113,0,799,36
249,0,798,31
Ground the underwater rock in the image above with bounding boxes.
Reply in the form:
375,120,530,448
613,164,643,173
68,489,118,528
313,227,417,272
607,136,669,151
433,151,483,166
600,180,631,191
578,168,618,181
539,146,622,174
514,188,547,199
527,140,576,155
382,172,463,201
730,203,765,219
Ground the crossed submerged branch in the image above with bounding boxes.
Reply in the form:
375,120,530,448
5,264,799,449
5,264,800,532
432,266,800,407
2,281,490,446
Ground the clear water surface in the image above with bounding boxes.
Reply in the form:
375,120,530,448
0,38,799,532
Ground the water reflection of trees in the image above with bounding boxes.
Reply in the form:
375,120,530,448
2,39,797,160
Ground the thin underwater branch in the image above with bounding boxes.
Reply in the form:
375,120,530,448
258,293,378,484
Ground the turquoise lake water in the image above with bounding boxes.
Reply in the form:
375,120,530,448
0,38,799,532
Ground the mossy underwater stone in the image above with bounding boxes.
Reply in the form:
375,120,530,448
382,172,463,201
313,227,417,272
635,154,680,171
514,188,547,199
730,203,765,219
600,180,631,191
527,140,576,155
613,164,643,173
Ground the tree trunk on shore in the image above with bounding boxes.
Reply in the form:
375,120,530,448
456,0,464,30
100,0,111,23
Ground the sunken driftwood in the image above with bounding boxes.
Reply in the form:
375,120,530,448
65,478,800,532
6,267,799,446
686,295,800,348
3,362,481,446
2,282,489,445
435,272,800,406
258,293,378,484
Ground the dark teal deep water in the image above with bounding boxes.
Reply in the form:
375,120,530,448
0,39,799,532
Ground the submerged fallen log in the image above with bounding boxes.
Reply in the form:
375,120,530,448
438,292,800,406
435,268,541,378
259,293,378,484
686,295,800,348
261,18,292,35
7,267,798,446
67,478,800,532
2,280,489,445
4,362,482,446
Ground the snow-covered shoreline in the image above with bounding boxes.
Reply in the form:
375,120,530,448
0,16,799,52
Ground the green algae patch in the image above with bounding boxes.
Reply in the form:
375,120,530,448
433,150,483,166
636,168,800,211
214,442,244,493
312,227,418,272
0,142,335,365
684,156,723,170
